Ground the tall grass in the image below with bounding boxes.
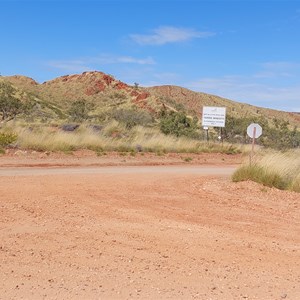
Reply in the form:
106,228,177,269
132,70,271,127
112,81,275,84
232,149,300,192
2,121,242,155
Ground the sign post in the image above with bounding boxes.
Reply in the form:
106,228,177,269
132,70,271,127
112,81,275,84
247,123,262,165
203,126,209,142
202,107,226,143
202,106,226,128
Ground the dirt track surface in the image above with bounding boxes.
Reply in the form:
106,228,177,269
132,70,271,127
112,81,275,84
0,166,235,177
0,153,299,300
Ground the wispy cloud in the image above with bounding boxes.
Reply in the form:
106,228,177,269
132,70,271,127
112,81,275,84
115,56,155,65
261,61,300,71
47,60,92,73
253,61,300,79
90,54,155,65
47,54,156,72
138,72,182,87
253,71,292,79
186,74,300,112
130,26,215,45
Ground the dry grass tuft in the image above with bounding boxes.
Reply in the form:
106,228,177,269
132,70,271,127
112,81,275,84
232,149,300,192
2,121,243,155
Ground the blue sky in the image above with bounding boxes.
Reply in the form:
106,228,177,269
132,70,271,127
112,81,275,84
1,0,300,112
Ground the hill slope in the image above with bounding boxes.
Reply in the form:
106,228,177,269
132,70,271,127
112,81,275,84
4,72,161,114
2,71,300,127
147,85,300,127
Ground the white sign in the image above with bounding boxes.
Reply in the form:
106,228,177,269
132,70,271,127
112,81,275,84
202,106,226,127
247,123,262,138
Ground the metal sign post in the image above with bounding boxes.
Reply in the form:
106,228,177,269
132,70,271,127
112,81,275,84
202,106,226,128
247,123,262,165
203,126,209,142
202,107,226,144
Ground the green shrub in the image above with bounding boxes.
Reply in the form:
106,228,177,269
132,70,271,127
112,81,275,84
110,108,153,129
68,99,95,121
0,132,17,146
0,81,24,121
224,114,300,149
160,111,199,138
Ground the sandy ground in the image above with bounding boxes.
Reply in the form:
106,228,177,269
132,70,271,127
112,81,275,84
0,151,299,300
0,149,241,168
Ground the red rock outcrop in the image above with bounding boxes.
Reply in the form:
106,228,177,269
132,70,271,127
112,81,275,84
115,81,128,90
103,75,114,86
130,90,139,97
136,92,149,101
94,80,106,92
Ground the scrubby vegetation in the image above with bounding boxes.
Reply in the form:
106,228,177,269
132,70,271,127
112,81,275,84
0,81,32,121
1,73,299,156
232,150,300,192
224,115,300,149
0,132,17,153
109,108,153,129
160,111,199,138
68,99,95,122
0,132,17,146
1,121,241,155
1,101,299,156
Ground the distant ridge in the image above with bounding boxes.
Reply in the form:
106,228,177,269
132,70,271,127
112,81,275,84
3,71,300,127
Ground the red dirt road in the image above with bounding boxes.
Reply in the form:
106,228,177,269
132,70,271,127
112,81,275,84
0,153,299,299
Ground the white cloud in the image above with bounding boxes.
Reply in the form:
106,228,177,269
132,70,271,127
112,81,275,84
262,62,292,68
253,61,300,79
186,75,300,112
261,61,300,71
116,56,155,65
130,26,215,45
89,54,155,65
153,72,181,82
47,60,92,72
253,71,291,79
47,54,156,72
183,61,300,112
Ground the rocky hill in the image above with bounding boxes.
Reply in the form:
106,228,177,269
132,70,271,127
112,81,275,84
147,85,300,127
4,72,161,114
2,71,300,127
